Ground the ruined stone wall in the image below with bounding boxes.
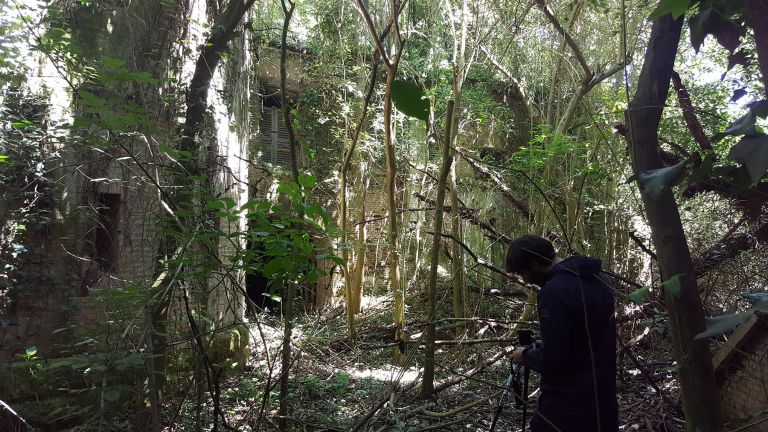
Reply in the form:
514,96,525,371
716,318,768,429
0,0,254,360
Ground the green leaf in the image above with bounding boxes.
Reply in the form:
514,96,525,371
749,100,768,118
276,182,299,196
727,134,768,185
685,156,715,187
628,286,651,304
101,56,125,69
637,160,687,198
694,301,768,340
26,346,38,357
0,155,8,163
662,273,684,297
128,71,158,84
649,0,691,20
390,80,430,122
79,90,107,108
298,173,316,189
723,111,757,136
263,257,290,277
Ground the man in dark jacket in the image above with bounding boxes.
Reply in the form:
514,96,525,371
507,235,618,432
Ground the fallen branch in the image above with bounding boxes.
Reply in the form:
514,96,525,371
351,380,419,432
413,192,509,243
425,230,521,282
423,389,503,417
433,345,515,394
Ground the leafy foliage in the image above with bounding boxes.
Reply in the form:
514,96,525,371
649,0,691,20
390,80,430,122
636,161,687,199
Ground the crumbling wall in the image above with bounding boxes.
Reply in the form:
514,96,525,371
716,318,768,430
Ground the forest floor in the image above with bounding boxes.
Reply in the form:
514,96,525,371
170,294,685,432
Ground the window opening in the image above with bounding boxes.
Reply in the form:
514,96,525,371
260,105,292,165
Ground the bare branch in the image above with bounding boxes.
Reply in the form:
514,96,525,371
535,0,591,78
671,71,712,151
479,45,535,115
353,0,392,67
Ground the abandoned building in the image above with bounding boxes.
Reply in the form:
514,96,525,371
713,314,768,431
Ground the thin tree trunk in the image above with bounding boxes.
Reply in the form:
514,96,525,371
450,0,468,324
384,63,406,362
339,58,379,338
278,1,299,429
353,0,406,363
351,166,368,313
544,0,584,127
422,100,454,398
625,14,721,432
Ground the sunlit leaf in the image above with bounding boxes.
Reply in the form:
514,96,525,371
298,173,316,189
649,0,690,20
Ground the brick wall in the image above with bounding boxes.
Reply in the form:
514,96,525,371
716,318,768,430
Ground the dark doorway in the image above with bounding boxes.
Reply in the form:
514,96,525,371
93,192,120,273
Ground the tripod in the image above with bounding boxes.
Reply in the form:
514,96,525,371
489,329,533,432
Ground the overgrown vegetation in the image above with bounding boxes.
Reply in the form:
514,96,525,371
1,0,767,430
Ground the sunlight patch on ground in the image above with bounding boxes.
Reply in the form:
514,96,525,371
345,364,420,385
359,294,391,311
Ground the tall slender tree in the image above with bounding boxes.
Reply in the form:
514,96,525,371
625,14,721,432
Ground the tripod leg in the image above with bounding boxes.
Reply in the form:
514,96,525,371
522,366,530,432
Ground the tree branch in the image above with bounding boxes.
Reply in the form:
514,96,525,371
353,0,392,67
478,45,535,116
426,230,520,282
535,0,591,78
671,71,712,152
180,0,257,165
413,192,510,242
460,154,531,219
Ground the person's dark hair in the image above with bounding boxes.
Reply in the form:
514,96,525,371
505,235,556,273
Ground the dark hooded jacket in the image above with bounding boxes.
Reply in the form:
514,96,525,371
522,256,618,431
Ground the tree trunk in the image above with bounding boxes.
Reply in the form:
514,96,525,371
152,0,256,420
278,2,299,430
351,167,368,313
339,58,379,338
422,101,454,398
450,3,468,323
384,63,406,362
625,14,721,431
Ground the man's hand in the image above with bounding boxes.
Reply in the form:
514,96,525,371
510,346,526,363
